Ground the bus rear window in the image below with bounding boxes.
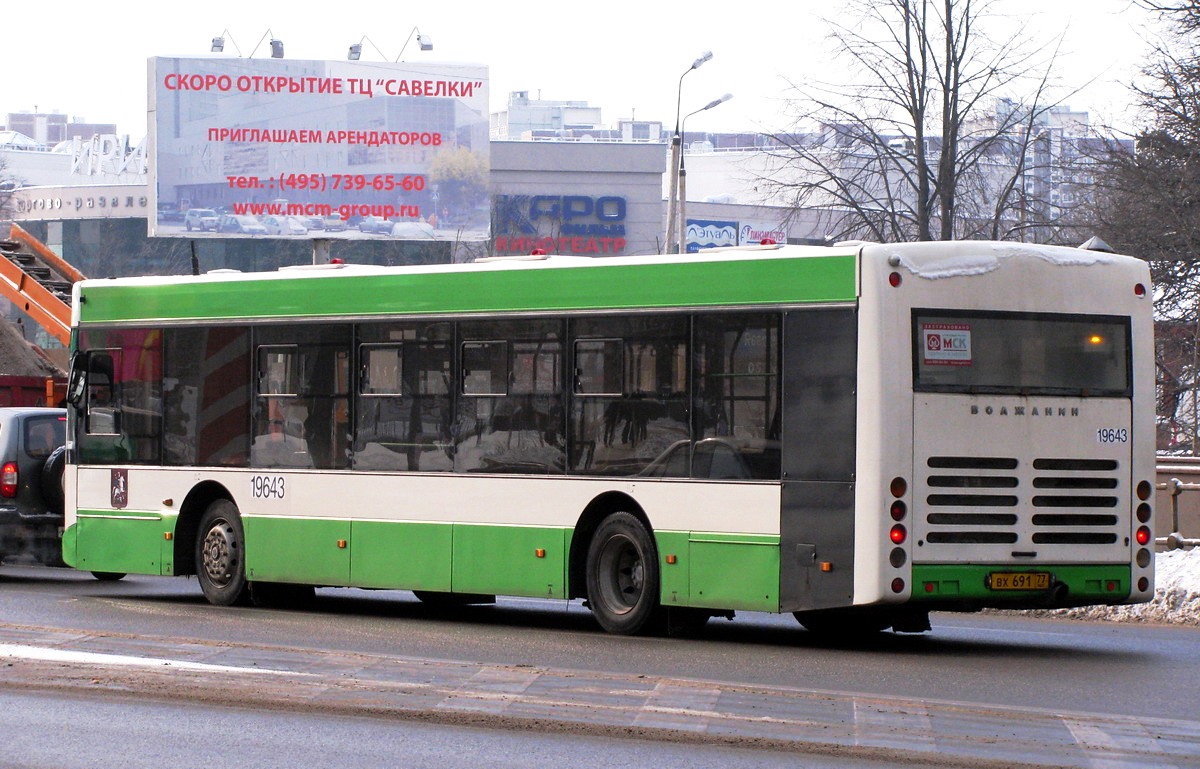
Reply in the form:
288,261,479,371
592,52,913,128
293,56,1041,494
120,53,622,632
912,311,1131,396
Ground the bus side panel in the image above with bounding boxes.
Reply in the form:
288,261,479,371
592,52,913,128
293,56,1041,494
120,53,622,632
74,512,165,575
657,530,691,605
780,483,855,611
350,521,453,591
243,516,351,585
451,524,567,599
779,308,858,613
687,536,780,612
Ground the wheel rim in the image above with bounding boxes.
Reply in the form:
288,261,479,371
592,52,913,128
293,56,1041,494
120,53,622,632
596,533,644,616
201,519,239,587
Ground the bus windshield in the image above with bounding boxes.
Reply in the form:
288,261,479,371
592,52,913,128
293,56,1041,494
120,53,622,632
912,310,1131,396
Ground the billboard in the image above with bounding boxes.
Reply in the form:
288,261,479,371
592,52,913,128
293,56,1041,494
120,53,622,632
739,220,787,246
684,218,738,253
148,57,490,242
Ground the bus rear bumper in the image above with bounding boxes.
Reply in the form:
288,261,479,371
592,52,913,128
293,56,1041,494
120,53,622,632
909,563,1136,609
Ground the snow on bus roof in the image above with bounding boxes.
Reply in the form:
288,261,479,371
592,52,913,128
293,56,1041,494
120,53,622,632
866,241,1123,281
77,242,857,288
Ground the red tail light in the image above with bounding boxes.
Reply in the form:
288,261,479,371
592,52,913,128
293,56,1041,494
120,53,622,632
1,462,17,498
1135,526,1152,546
890,524,907,544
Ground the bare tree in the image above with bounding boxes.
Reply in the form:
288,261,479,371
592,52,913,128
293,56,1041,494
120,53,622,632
0,155,18,220
761,0,1071,242
1085,0,1200,450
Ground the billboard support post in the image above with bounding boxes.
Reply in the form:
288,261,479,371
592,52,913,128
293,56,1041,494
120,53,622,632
313,239,331,264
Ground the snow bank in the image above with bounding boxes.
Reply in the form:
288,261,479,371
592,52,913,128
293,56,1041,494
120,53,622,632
1033,548,1200,626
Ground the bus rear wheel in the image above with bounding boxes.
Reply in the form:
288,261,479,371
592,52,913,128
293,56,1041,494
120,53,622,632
585,512,660,635
196,500,250,606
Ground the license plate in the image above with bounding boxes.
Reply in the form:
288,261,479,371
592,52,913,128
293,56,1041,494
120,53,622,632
988,572,1051,591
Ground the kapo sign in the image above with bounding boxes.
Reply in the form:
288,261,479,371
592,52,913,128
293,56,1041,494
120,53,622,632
493,194,628,255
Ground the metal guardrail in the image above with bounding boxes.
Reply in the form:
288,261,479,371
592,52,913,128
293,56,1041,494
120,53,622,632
1156,474,1200,550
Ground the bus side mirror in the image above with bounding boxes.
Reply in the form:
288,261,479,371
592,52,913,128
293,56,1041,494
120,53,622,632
66,352,88,408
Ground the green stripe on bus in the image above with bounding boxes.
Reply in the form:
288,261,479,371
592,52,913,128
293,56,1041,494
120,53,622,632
69,514,783,611
78,255,857,324
910,564,1132,602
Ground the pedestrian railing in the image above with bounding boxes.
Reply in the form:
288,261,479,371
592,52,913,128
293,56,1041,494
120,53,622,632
1156,475,1200,550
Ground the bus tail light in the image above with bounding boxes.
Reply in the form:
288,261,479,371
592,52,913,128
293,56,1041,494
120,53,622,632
890,524,907,544
1,462,17,498
1135,526,1151,546
891,578,905,593
890,501,907,521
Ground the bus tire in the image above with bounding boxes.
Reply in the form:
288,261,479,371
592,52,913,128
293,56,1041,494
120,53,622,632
196,499,250,606
585,512,660,635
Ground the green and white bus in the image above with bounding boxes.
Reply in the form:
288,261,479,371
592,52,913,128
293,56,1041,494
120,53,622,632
61,240,1156,635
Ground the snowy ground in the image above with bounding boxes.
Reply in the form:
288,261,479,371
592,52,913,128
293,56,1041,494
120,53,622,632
1039,547,1200,627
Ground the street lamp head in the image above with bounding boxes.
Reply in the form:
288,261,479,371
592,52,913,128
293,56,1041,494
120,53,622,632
703,93,733,111
685,93,735,123
692,50,713,70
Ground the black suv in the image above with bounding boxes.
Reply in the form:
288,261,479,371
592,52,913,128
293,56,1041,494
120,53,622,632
0,407,67,565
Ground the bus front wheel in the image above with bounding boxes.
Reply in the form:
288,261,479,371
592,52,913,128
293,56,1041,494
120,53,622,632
196,500,250,606
585,512,660,635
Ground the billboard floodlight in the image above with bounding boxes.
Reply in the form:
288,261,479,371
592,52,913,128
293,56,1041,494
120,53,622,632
270,39,284,58
396,26,433,60
209,29,240,55
348,43,362,60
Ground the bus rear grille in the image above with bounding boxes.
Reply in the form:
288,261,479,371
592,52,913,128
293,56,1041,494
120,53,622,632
922,455,1123,548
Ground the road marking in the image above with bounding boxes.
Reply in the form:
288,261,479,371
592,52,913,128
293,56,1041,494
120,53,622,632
0,643,309,676
1064,717,1187,769
635,680,722,732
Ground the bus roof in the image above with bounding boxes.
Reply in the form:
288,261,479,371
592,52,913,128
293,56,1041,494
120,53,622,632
74,243,863,325
73,240,1145,326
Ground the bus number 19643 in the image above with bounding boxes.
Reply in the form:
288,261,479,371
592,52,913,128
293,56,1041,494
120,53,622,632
1096,428,1129,444
251,475,286,499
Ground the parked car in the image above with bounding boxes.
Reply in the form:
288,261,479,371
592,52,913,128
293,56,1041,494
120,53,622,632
358,216,392,234
390,221,437,239
0,407,66,566
157,204,184,223
322,215,348,232
184,208,220,232
218,215,268,235
262,215,309,236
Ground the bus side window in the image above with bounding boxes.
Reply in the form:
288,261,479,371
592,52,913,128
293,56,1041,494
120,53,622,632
86,353,119,435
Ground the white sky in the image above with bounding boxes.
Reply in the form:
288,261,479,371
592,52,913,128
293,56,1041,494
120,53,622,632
0,0,1162,139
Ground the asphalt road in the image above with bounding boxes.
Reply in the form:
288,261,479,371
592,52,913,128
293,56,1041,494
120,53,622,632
1,564,1198,768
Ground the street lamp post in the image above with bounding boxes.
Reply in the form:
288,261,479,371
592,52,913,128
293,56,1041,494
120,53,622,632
677,93,733,254
664,51,712,254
